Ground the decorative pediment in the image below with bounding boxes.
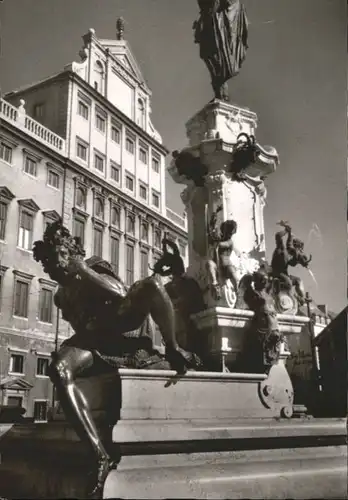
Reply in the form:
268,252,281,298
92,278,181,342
100,38,150,93
42,210,60,221
0,376,33,390
0,186,15,202
17,198,40,213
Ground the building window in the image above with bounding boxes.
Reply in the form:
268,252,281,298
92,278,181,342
94,153,104,172
141,222,148,242
47,169,60,189
18,211,33,250
75,187,86,209
137,98,146,129
76,139,88,161
140,250,149,279
24,156,37,177
0,202,8,240
139,148,148,164
0,142,13,164
139,184,147,200
93,226,103,257
125,136,135,155
179,243,186,258
110,236,119,275
125,175,134,192
38,288,53,323
95,113,106,133
110,163,120,182
154,229,161,248
78,100,89,120
111,125,121,144
73,217,85,246
126,244,134,286
33,401,48,422
111,207,120,227
14,280,29,317
126,215,135,235
7,396,23,407
152,191,160,208
36,357,49,376
94,60,105,94
33,103,45,120
94,198,104,219
152,156,160,173
9,353,24,374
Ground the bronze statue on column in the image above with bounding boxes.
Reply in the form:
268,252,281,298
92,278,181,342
193,0,249,101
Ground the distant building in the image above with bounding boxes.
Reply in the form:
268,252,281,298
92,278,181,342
0,23,187,419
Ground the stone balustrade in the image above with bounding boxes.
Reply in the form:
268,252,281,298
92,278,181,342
0,98,66,153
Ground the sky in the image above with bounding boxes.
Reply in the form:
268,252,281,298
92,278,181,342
0,0,347,312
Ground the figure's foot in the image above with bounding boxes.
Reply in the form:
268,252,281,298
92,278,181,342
87,456,117,499
212,284,221,301
165,346,193,375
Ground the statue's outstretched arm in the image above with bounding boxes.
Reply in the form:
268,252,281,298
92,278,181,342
69,259,125,298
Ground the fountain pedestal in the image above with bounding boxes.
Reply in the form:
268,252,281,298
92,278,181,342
169,100,279,363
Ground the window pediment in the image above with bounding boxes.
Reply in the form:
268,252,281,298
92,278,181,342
72,207,89,220
17,198,40,213
38,277,57,288
22,148,43,162
42,209,60,221
12,269,34,281
0,376,33,390
0,186,15,202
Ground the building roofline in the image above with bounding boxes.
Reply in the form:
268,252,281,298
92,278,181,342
5,69,170,156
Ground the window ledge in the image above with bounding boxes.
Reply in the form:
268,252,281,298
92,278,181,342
16,247,33,254
12,315,29,321
35,375,49,379
23,171,38,180
0,160,13,168
37,320,53,326
8,371,25,376
34,420,48,424
47,184,60,192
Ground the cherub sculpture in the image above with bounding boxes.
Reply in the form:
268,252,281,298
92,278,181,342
33,220,197,498
242,269,284,372
271,221,312,305
206,205,239,301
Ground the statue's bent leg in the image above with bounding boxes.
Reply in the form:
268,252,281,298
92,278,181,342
49,345,116,496
291,275,305,304
124,276,189,373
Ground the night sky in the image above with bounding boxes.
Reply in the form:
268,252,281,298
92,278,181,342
0,0,346,311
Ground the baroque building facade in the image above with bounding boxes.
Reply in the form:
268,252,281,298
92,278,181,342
0,24,187,420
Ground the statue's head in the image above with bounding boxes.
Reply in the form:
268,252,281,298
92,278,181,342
33,219,85,283
293,238,304,251
253,269,268,291
220,219,237,240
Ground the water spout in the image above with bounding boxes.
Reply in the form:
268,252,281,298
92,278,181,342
307,268,318,288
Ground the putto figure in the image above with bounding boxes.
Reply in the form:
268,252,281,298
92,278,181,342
271,221,312,305
33,220,197,498
243,270,284,372
193,0,249,101
206,205,239,301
